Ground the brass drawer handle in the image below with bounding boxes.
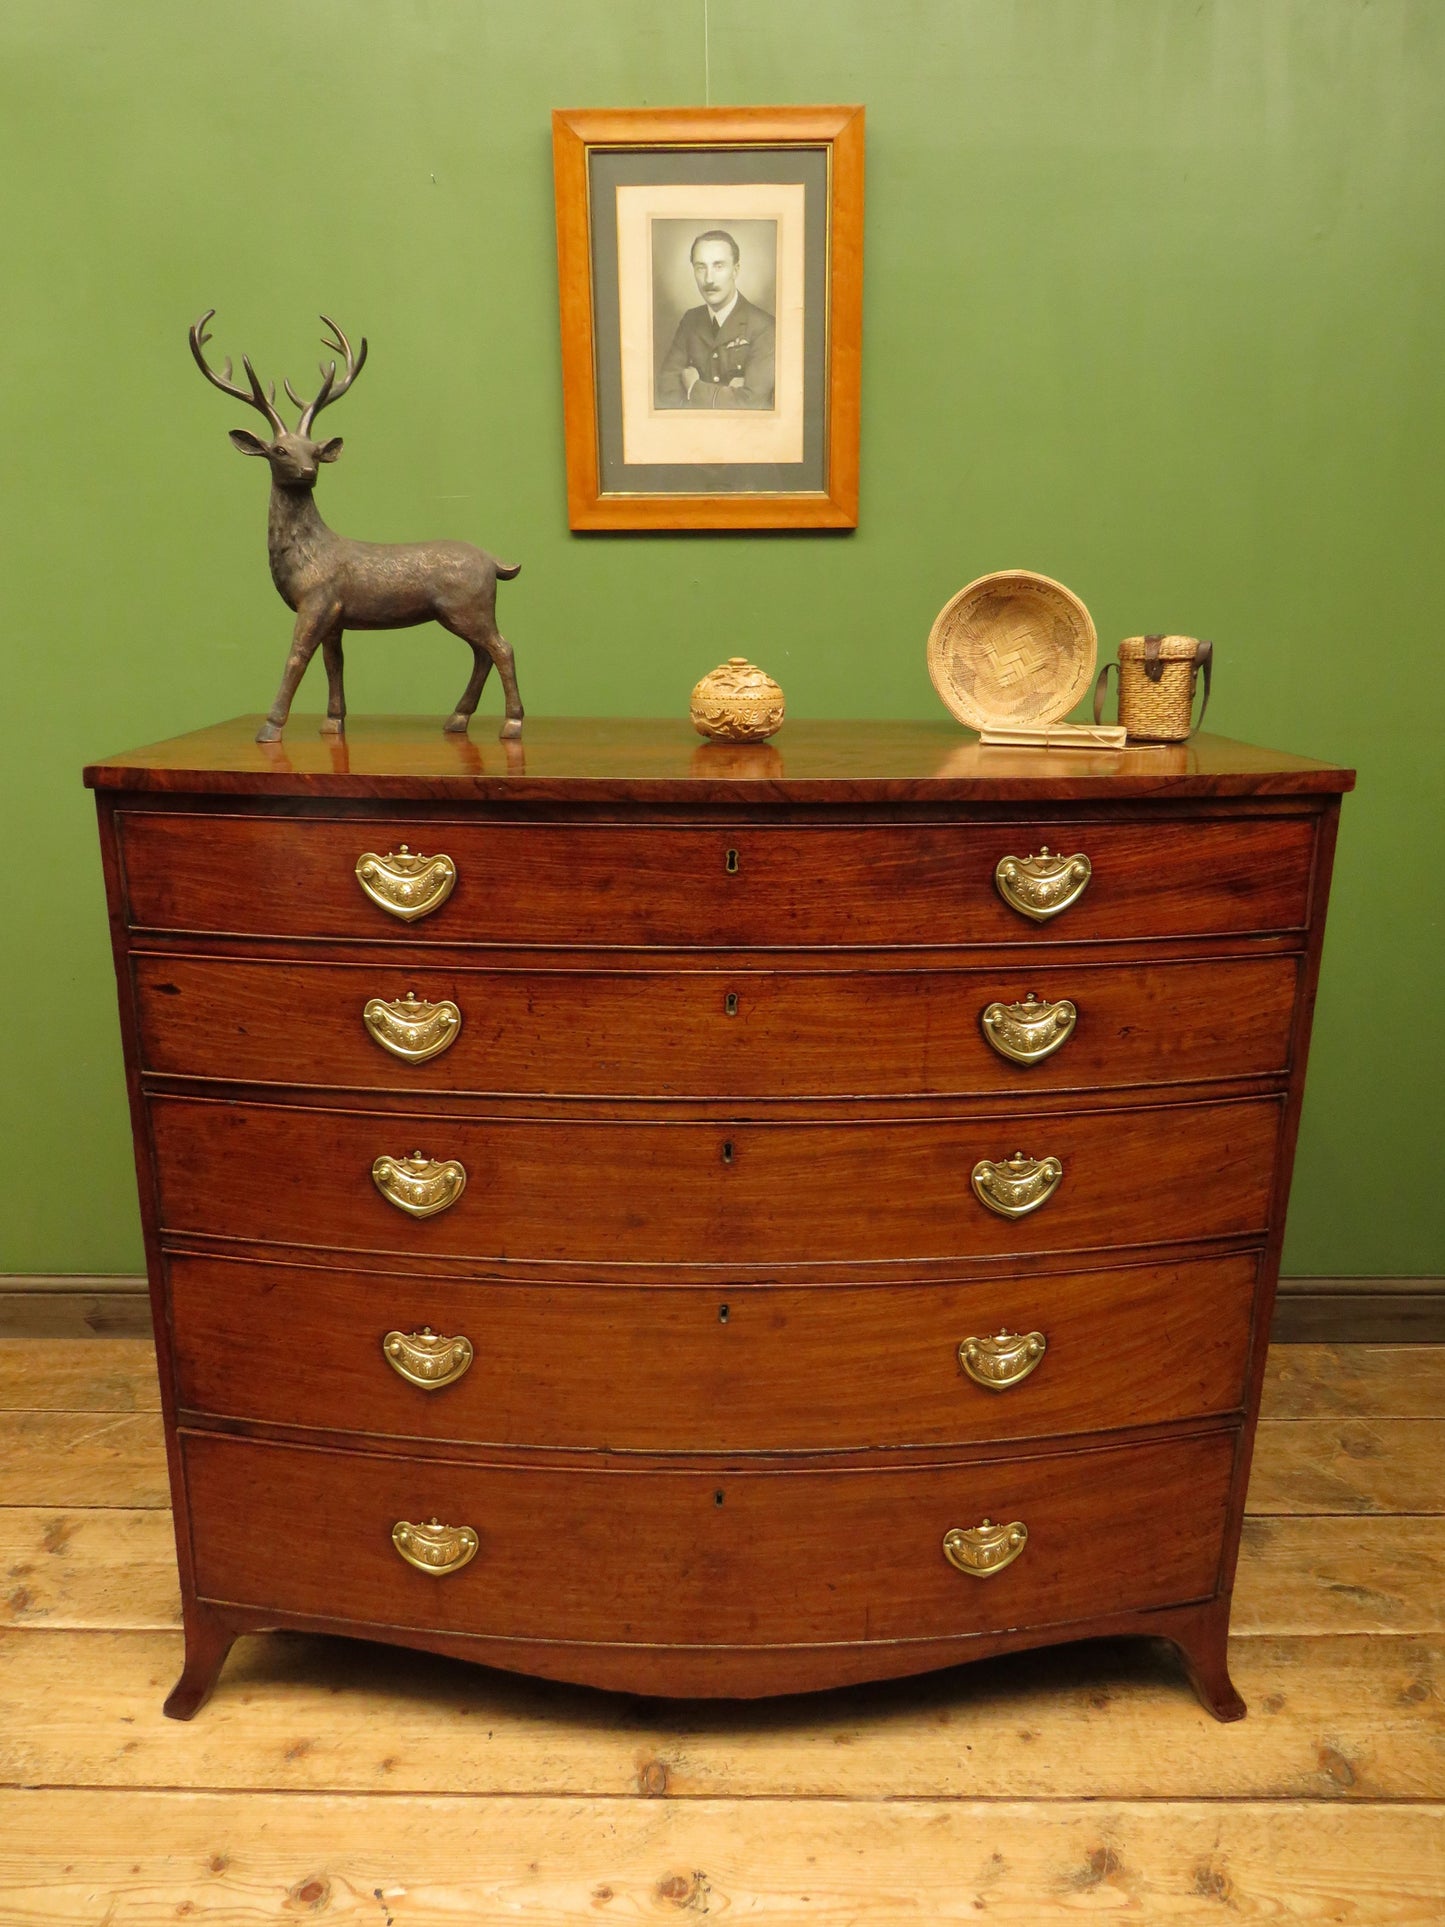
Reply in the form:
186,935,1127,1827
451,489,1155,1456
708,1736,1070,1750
981,994,1077,1065
959,1329,1047,1390
995,846,1091,922
392,1517,479,1576
372,1151,467,1218
363,991,463,1064
943,1518,1028,1578
971,1150,1062,1219
355,844,457,921
383,1326,475,1390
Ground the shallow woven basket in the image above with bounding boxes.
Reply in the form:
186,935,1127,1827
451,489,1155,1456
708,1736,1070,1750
1094,634,1212,742
927,570,1097,731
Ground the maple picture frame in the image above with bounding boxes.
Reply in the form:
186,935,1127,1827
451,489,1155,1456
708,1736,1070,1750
552,105,864,531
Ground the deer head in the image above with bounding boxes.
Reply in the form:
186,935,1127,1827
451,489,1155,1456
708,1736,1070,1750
188,310,369,488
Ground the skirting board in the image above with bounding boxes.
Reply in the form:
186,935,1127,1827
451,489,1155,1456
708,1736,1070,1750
0,1274,1442,1344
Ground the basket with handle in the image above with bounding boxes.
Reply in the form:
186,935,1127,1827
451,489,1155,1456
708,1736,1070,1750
1093,634,1212,742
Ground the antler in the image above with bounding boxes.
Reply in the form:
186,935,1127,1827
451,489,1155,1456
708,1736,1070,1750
188,309,288,438
286,315,369,436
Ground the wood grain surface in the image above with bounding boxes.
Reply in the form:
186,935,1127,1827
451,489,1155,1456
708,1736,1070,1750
0,1412,168,1507
181,1427,1235,1651
1,1337,1440,1921
1,1792,1439,1922
10,1507,1445,1639
166,1252,1258,1451
86,733,1351,1734
132,951,1301,1096
1261,1342,1445,1417
146,1093,1283,1267
0,1627,1439,1800
117,807,1318,946
84,716,1356,803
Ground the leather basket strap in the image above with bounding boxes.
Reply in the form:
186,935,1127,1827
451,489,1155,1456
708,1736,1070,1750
1143,633,1165,681
1194,638,1213,729
1092,660,1118,725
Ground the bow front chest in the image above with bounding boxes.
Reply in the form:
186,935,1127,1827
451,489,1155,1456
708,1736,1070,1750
85,717,1352,1718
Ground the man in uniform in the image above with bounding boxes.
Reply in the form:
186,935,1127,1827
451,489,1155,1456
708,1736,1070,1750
656,229,775,409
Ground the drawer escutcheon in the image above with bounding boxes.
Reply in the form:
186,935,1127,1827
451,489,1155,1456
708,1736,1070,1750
971,1151,1063,1219
391,1517,479,1576
958,1329,1048,1390
943,1518,1029,1578
995,847,1091,922
383,1326,475,1390
363,992,463,1064
355,845,457,921
980,994,1077,1065
372,1151,467,1218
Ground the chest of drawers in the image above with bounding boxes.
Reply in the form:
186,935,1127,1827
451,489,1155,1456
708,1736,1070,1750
86,716,1352,1720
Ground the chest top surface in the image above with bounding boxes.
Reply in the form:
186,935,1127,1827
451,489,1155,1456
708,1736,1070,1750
84,716,1355,806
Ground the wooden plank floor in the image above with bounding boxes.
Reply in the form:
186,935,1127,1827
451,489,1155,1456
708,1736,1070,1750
1,1341,1442,1921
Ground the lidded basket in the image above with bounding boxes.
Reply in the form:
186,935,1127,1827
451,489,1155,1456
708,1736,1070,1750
1095,634,1213,743
690,657,786,743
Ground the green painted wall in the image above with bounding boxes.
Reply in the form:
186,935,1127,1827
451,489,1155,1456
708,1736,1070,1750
1,0,1440,1276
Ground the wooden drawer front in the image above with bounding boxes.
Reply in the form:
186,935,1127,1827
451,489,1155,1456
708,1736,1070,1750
183,1428,1234,1646
135,953,1299,1096
150,1096,1281,1266
169,1252,1257,1450
119,811,1316,945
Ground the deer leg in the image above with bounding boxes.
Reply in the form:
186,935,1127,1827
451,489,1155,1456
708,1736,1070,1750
319,630,347,735
437,606,523,741
256,604,337,745
443,644,493,734
490,630,525,742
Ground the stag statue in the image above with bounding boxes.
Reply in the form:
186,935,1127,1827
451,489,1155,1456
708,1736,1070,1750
189,311,523,744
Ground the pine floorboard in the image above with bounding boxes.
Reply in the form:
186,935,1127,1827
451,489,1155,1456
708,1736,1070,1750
0,1337,1441,1922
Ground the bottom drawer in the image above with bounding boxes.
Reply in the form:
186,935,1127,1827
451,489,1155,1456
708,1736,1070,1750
183,1428,1235,1648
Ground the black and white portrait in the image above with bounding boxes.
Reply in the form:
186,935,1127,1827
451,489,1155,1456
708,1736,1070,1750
558,107,861,524
650,220,778,411
605,175,818,479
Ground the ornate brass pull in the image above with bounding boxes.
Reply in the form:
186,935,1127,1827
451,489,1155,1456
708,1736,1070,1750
372,1151,467,1218
363,991,463,1064
355,844,457,921
391,1517,479,1576
971,1150,1063,1219
981,994,1077,1066
994,846,1091,922
958,1329,1048,1390
942,1518,1028,1578
383,1326,475,1390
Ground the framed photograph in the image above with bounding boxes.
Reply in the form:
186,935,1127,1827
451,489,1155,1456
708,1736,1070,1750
552,105,864,531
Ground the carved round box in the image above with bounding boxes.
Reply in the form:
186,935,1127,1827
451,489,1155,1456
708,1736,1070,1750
690,658,786,743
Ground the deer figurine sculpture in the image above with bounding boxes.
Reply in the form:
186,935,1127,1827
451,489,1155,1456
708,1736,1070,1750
189,310,523,744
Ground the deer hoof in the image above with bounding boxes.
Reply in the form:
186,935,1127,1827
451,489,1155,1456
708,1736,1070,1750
499,717,524,741
255,721,283,744
442,713,471,735
320,716,346,736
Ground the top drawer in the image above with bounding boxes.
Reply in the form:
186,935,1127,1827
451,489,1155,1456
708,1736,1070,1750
118,811,1317,948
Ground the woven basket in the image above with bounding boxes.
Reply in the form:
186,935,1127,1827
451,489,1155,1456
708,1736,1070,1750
1093,634,1212,742
927,570,1097,731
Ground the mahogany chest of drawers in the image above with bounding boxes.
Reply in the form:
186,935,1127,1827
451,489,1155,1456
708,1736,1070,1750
86,717,1353,1719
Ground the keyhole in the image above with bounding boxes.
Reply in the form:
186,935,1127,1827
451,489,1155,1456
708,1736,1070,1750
725,848,740,874
718,1303,730,1322
724,991,739,1017
721,1140,734,1164
714,1490,725,1506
